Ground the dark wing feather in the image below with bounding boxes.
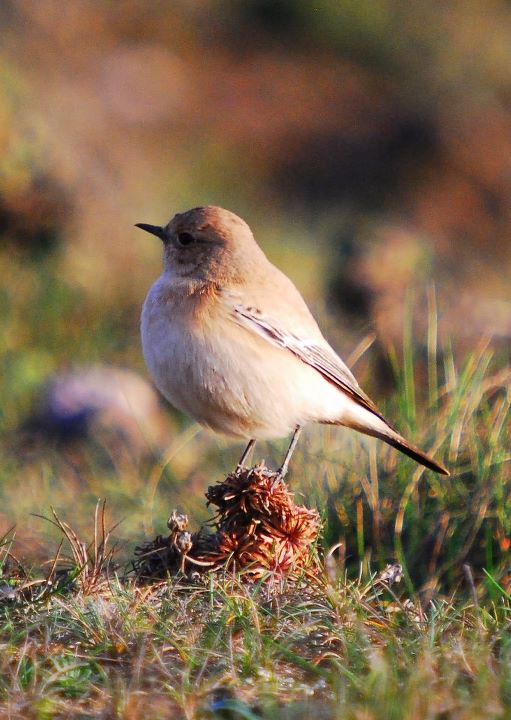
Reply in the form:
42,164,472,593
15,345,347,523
231,304,449,475
232,305,388,424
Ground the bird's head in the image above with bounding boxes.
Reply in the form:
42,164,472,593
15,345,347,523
136,206,266,284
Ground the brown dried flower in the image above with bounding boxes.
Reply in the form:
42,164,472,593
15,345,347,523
133,463,321,583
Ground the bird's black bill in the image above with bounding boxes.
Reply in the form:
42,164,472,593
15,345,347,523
135,223,166,240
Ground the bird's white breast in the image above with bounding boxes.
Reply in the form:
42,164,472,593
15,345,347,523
141,274,355,439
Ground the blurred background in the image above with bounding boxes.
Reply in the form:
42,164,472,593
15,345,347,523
0,1,510,581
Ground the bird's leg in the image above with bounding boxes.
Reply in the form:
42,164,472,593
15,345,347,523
277,425,303,478
236,438,256,471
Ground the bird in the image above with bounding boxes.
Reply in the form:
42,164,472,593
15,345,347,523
136,206,448,477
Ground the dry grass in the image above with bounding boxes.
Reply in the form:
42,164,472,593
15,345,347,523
1,507,510,719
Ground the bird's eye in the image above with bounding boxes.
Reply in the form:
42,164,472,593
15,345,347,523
176,232,195,246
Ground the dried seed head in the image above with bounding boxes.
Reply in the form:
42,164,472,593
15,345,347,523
134,464,322,585
174,531,193,554
167,510,189,533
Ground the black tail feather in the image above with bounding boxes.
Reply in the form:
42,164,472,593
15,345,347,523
383,433,449,475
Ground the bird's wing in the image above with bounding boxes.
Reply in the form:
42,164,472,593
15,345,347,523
230,303,387,424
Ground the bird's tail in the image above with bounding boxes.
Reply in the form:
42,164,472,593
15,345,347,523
362,424,449,475
339,409,449,475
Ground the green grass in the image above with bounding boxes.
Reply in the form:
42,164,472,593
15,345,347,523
1,539,511,719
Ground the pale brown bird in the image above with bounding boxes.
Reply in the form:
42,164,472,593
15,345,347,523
137,206,448,476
